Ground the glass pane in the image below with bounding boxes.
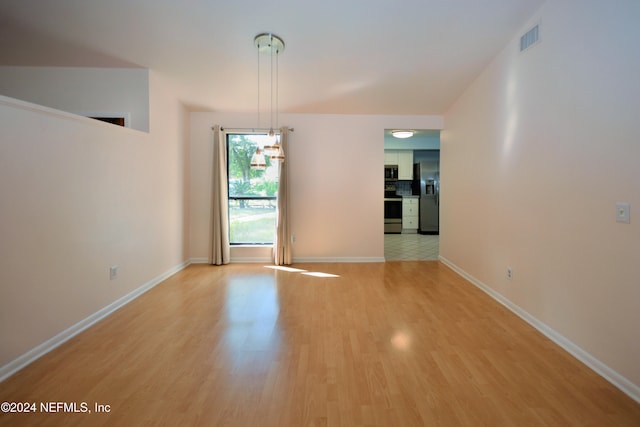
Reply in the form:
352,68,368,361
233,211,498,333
228,134,279,198
228,198,277,244
227,133,280,244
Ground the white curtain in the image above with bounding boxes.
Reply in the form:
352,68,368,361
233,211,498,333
273,126,292,265
210,125,230,265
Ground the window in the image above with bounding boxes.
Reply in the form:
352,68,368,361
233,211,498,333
227,133,279,245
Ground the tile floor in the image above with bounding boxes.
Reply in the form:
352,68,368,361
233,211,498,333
384,233,439,261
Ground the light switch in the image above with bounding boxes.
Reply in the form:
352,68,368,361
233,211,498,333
616,203,630,223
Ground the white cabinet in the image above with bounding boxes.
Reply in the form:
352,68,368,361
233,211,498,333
384,150,413,180
402,197,419,232
384,150,398,165
398,151,413,180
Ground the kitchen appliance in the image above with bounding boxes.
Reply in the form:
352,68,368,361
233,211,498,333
413,161,439,234
384,182,396,197
384,196,402,233
384,181,402,233
384,165,398,181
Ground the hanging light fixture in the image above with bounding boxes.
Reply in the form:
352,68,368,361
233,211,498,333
251,33,285,167
270,135,286,161
250,147,267,170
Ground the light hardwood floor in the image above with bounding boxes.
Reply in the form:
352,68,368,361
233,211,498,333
1,262,639,426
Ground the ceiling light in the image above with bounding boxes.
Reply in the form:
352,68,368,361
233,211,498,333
250,147,266,170
252,33,285,169
270,140,285,161
391,130,414,139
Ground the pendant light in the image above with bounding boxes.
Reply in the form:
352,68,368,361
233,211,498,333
250,147,267,170
270,135,285,161
251,33,285,167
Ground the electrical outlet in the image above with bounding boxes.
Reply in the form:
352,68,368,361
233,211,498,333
616,202,630,223
507,267,513,281
110,265,119,280
291,234,296,243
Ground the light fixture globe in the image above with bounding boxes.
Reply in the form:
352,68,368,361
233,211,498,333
391,130,414,139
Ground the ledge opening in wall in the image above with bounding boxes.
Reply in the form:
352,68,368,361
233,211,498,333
78,112,131,128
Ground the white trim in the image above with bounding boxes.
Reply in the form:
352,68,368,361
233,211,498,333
0,260,190,383
191,257,387,264
293,257,385,263
438,255,640,404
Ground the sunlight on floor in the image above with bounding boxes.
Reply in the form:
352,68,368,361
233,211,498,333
302,272,340,278
264,265,340,278
264,266,307,273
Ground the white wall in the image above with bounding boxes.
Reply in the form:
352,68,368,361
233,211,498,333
0,70,189,370
441,0,640,393
0,67,150,132
189,112,443,262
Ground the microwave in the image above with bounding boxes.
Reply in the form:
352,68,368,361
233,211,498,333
385,165,398,181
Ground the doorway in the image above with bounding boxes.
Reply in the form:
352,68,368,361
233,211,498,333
383,129,441,261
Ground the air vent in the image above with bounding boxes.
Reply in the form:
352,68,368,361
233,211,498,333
520,24,540,52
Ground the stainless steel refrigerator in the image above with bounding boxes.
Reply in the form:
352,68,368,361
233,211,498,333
413,161,439,234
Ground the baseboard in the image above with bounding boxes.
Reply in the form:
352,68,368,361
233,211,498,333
293,257,386,263
231,257,273,263
191,257,387,265
438,255,640,404
190,257,273,264
0,260,191,383
193,257,389,264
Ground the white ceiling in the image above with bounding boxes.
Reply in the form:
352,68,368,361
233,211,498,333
0,0,544,115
